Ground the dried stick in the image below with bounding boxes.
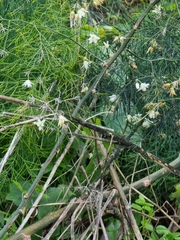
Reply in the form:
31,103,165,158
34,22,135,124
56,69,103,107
42,198,77,240
78,189,116,239
0,129,23,173
122,154,180,194
0,114,54,132
0,95,41,109
110,165,143,240
6,202,79,240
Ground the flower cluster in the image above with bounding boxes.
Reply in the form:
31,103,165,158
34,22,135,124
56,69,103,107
146,39,158,54
163,78,180,97
127,113,142,123
142,119,153,128
0,49,8,57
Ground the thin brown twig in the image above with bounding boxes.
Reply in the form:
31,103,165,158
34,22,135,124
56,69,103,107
110,165,143,240
42,198,77,240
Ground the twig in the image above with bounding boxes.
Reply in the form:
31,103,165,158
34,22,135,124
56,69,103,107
97,134,142,239
109,165,143,240
122,154,180,194
0,114,54,132
6,202,79,240
70,201,85,240
42,198,77,240
0,129,23,173
0,95,41,109
78,189,116,240
100,217,109,240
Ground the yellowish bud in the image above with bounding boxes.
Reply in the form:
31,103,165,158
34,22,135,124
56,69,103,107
169,87,176,97
131,62,138,69
163,83,171,88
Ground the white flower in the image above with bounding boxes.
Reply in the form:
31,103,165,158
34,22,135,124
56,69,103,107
127,113,142,123
127,114,132,122
88,33,100,44
34,119,45,131
152,4,163,16
58,115,69,127
119,36,126,42
81,86,89,93
110,105,115,113
162,27,167,36
88,153,93,159
135,82,140,90
142,119,152,128
77,8,88,19
25,71,31,77
132,113,142,122
82,59,91,70
22,80,34,88
70,11,76,28
109,94,118,102
148,110,159,119
0,24,7,33
113,36,126,43
103,41,109,49
0,49,8,57
138,83,149,92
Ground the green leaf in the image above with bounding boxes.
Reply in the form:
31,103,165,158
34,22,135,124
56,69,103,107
144,205,153,214
6,180,42,208
38,185,74,219
106,219,121,239
6,180,31,206
156,225,170,235
145,222,153,231
0,213,4,227
150,231,159,240
131,203,142,211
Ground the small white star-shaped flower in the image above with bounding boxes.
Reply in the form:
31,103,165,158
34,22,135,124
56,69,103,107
34,119,45,131
109,94,118,102
148,110,159,119
58,115,69,127
77,8,88,19
103,41,109,49
82,59,91,70
0,49,8,57
88,34,100,44
142,119,152,128
22,80,34,88
138,83,149,92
